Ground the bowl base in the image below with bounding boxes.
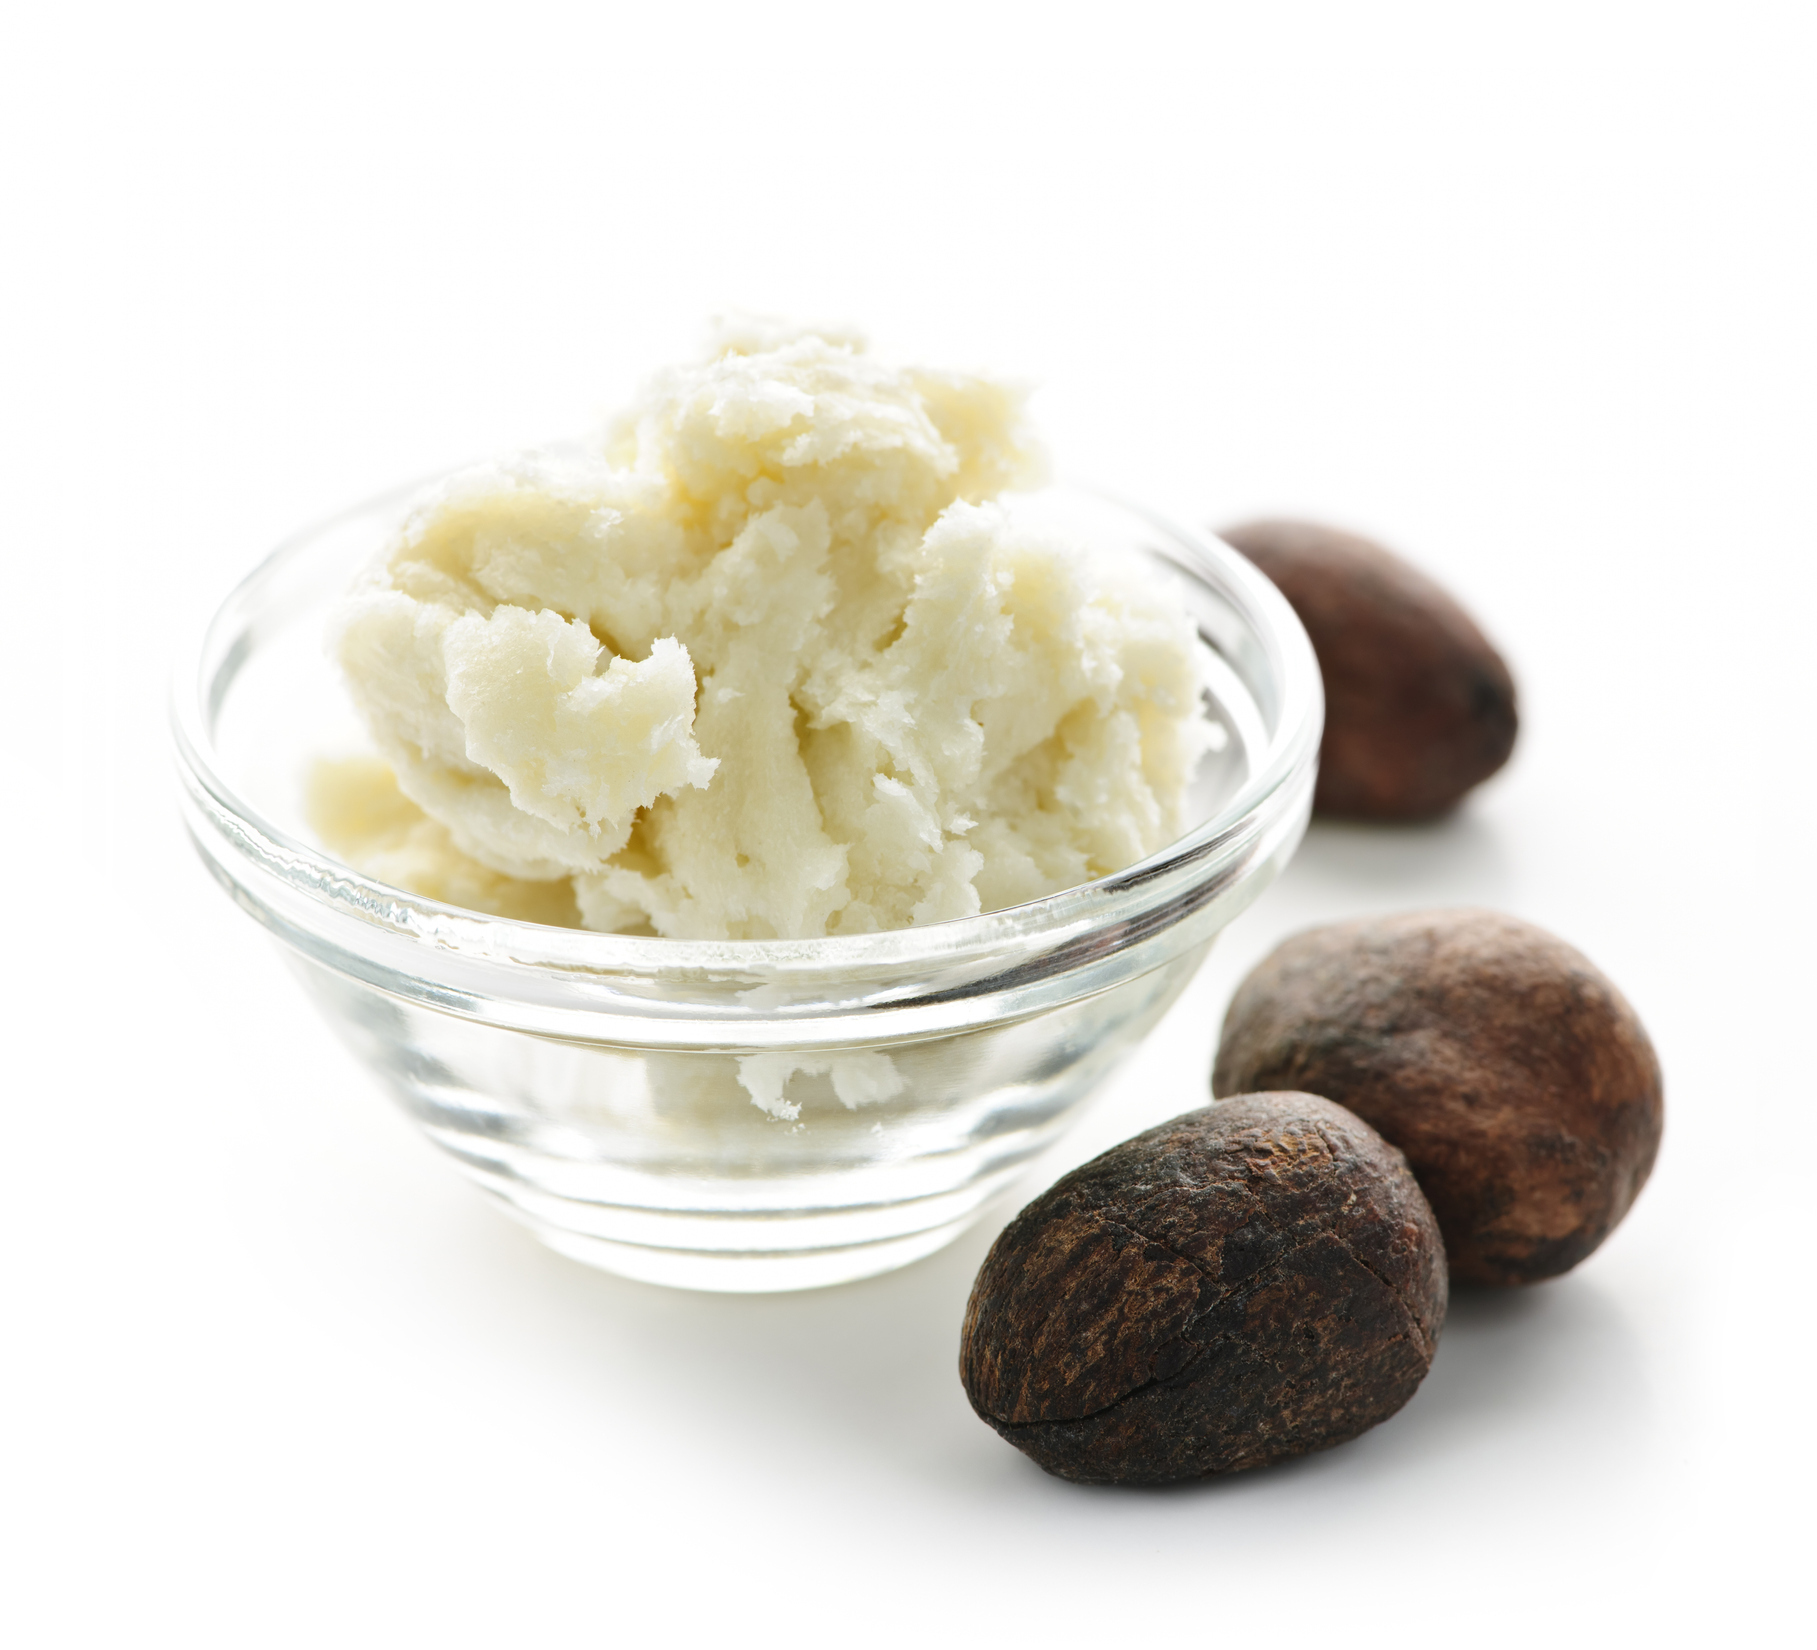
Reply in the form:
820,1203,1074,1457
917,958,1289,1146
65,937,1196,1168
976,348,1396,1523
513,1209,979,1293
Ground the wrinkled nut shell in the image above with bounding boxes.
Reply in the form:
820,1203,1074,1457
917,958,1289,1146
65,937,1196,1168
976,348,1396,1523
960,1093,1446,1485
1213,910,1663,1287
1221,519,1517,820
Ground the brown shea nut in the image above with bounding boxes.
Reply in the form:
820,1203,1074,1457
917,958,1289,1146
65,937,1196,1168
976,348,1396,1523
1220,519,1517,820
1213,910,1663,1287
959,1093,1446,1485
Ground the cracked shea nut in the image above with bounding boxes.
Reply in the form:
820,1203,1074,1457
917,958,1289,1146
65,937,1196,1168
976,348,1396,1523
959,1093,1446,1484
1213,910,1664,1287
1220,518,1517,820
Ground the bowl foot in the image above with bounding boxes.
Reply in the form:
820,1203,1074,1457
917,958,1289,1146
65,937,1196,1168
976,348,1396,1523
515,1214,978,1292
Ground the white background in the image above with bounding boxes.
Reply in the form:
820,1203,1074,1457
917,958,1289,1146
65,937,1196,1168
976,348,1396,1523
4,4,1813,1644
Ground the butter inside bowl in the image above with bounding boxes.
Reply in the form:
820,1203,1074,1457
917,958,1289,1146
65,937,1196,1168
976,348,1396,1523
173,326,1322,1292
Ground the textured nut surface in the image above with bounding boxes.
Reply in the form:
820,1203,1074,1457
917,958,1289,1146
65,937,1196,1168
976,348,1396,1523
1213,910,1663,1286
960,1093,1446,1485
1221,518,1517,820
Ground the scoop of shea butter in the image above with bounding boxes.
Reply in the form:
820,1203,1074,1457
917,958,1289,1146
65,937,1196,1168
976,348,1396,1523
331,327,1211,940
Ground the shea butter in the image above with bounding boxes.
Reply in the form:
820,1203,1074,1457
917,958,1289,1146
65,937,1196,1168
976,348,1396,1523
326,328,1211,940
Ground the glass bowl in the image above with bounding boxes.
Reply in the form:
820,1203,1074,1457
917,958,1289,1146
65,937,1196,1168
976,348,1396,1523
172,480,1322,1292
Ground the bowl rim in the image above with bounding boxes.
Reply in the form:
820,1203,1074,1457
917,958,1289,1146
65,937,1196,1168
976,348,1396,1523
170,474,1322,983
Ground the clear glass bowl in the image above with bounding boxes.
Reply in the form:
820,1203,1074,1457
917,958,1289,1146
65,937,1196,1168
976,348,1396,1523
172,480,1322,1292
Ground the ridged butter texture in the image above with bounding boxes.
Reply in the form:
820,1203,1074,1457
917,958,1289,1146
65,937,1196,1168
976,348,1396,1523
325,329,1210,940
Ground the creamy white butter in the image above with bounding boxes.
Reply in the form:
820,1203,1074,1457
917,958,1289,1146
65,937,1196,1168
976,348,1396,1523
325,328,1210,940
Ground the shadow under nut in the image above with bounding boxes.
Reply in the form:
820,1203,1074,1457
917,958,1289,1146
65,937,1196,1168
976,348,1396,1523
1212,909,1664,1287
1221,519,1517,820
960,1093,1447,1485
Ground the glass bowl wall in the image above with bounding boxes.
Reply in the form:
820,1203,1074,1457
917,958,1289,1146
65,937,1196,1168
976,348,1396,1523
173,482,1321,1291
